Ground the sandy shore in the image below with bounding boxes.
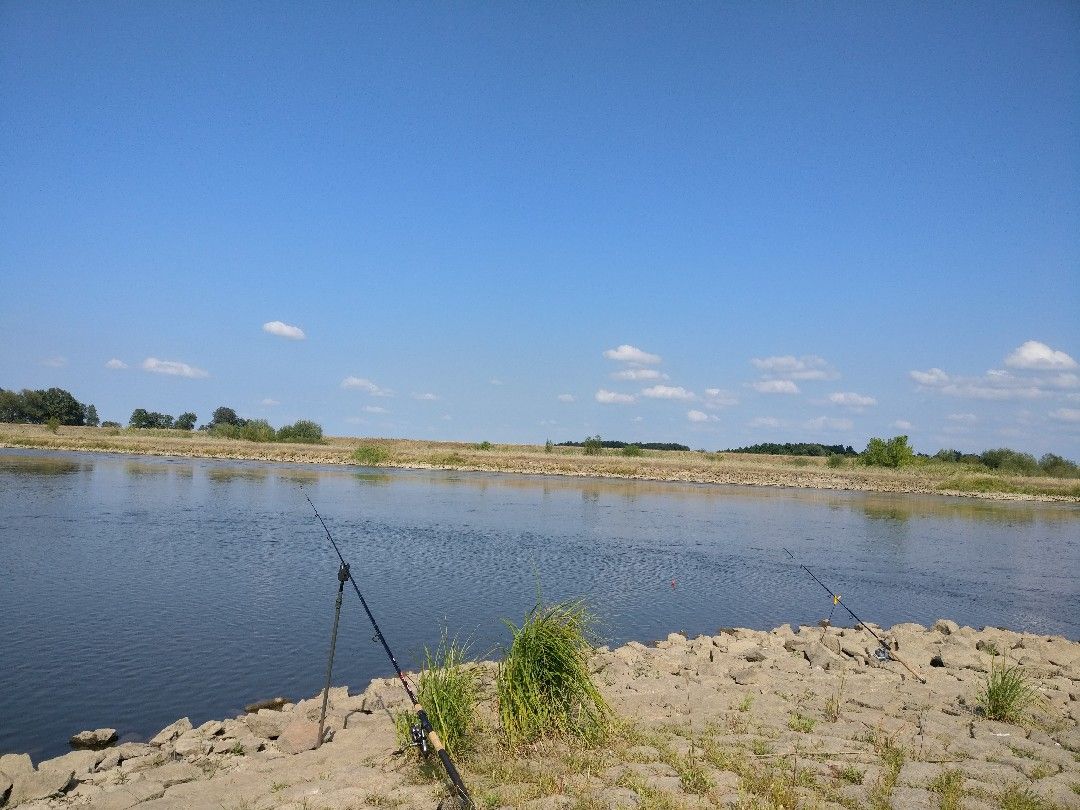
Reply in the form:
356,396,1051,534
2,424,1078,503
2,620,1077,809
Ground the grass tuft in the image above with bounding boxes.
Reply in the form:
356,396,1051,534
929,768,965,810
417,634,480,758
977,655,1043,723
497,600,610,745
353,444,391,465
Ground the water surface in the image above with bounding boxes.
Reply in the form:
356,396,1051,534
1,448,1077,760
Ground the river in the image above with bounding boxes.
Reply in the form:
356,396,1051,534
1,448,1077,761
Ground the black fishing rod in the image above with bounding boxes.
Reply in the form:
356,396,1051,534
302,489,474,807
783,547,926,683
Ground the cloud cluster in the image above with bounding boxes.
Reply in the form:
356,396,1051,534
603,344,661,364
142,357,208,378
751,355,838,381
911,341,1078,402
611,368,667,381
341,376,392,396
1005,340,1077,370
105,358,128,370
828,391,876,408
641,385,695,401
752,379,799,395
595,389,635,404
262,321,306,340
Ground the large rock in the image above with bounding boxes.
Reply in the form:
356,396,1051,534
69,727,118,749
0,753,33,782
8,766,74,805
149,716,192,746
275,719,322,755
245,708,290,739
0,774,11,806
172,729,211,758
39,748,107,778
804,641,837,669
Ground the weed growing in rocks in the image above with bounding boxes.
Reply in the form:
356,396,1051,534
787,713,817,733
930,768,965,810
978,655,1043,723
998,783,1059,809
497,599,610,744
839,765,865,785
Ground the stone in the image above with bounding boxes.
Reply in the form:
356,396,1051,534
244,696,289,713
731,667,763,685
149,716,192,746
96,750,122,771
173,730,210,758
0,753,33,781
153,761,200,788
114,741,153,759
195,720,224,736
804,641,836,669
933,619,960,635
245,708,290,739
8,766,74,804
69,727,118,749
0,774,10,806
276,719,322,755
38,748,106,778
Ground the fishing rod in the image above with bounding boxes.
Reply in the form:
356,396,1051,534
783,548,926,683
302,489,474,808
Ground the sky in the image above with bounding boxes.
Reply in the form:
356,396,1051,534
2,3,1078,457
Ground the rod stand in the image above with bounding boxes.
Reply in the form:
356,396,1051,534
316,562,349,748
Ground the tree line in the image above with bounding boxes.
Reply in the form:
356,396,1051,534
724,442,858,457
128,405,323,444
0,387,99,427
556,438,691,452
859,435,1077,477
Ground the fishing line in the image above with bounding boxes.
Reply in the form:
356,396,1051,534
302,487,474,807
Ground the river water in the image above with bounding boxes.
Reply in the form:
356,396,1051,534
1,448,1077,760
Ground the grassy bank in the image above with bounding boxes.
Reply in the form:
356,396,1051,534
1,422,1077,502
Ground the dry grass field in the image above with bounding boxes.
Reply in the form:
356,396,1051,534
1,422,1077,502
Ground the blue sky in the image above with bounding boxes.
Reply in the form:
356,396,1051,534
2,3,1078,456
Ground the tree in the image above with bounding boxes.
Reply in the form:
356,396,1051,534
41,387,85,425
83,404,100,427
129,409,173,429
174,412,197,431
212,406,242,427
861,435,914,468
582,435,603,455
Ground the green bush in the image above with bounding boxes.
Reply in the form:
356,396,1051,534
46,417,60,434
497,600,610,745
980,448,1039,476
621,444,643,457
1037,453,1079,478
276,420,324,443
240,419,276,442
826,454,846,468
582,435,603,456
861,435,915,468
544,439,554,454
208,423,242,439
353,445,390,465
475,441,493,450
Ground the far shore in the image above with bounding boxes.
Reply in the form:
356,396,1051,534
1,423,1078,503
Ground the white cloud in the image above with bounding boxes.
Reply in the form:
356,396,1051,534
557,394,576,403
490,378,504,386
262,320,306,340
1049,408,1080,423
805,416,854,431
363,405,389,414
947,413,978,424
141,357,208,378
1049,373,1080,389
1004,340,1077,371
595,388,636,404
105,358,128,370
611,368,667,381
750,416,784,429
413,392,439,401
687,409,714,423
603,344,661,364
751,355,837,380
641,385,695,401
892,420,913,430
910,368,950,386
41,355,67,368
828,392,877,408
341,376,392,396
752,379,800,394
261,398,279,406
704,388,738,407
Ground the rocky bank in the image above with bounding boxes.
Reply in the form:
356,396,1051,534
2,621,1077,809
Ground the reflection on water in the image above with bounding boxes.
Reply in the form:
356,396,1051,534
0,447,1077,763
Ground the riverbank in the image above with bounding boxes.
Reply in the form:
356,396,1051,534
2,424,1078,503
2,621,1077,809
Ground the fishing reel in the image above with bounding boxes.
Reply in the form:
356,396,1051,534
410,723,428,755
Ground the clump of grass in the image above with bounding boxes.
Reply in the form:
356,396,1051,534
788,713,816,733
353,444,391,465
429,452,467,467
621,444,643,457
395,634,478,760
475,441,493,450
825,672,846,721
737,694,754,712
999,783,1057,810
930,768,965,810
497,600,610,745
977,655,1043,723
839,765,864,785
